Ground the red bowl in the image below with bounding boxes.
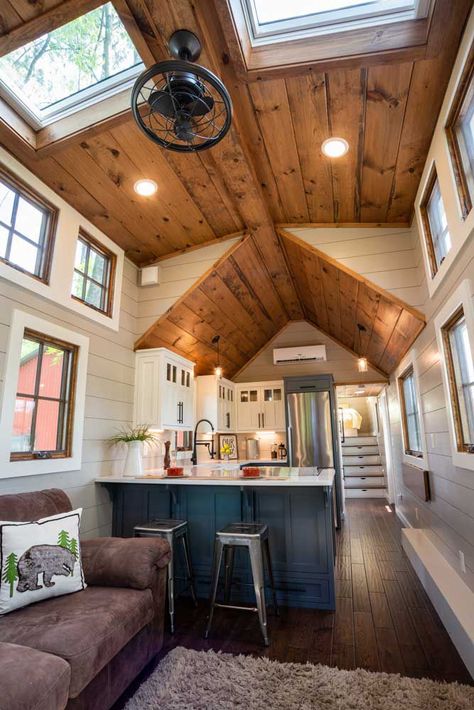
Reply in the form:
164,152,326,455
166,467,184,477
242,467,260,478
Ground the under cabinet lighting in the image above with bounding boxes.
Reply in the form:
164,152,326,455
134,179,158,196
321,137,349,158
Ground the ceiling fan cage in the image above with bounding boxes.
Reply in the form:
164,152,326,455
131,59,232,153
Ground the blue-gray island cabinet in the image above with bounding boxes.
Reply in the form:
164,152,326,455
97,466,336,609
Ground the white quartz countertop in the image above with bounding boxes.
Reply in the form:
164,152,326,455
96,465,335,487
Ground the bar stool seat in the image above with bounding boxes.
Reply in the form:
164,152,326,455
134,518,197,633
205,522,278,646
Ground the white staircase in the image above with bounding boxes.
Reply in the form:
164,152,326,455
342,435,386,498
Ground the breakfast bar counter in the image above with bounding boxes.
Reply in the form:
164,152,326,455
97,466,336,609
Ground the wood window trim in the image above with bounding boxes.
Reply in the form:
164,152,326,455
397,365,423,458
445,39,474,220
419,164,442,279
71,228,116,317
0,165,58,284
10,328,78,462
441,307,473,454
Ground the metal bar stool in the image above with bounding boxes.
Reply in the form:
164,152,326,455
205,522,278,646
134,519,197,633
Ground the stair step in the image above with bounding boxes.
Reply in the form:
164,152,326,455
345,488,386,499
344,464,383,475
342,445,379,456
343,455,381,465
342,436,377,446
345,476,385,487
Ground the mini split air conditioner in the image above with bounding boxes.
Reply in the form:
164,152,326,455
273,345,327,365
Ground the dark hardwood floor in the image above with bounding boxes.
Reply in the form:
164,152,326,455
114,499,472,708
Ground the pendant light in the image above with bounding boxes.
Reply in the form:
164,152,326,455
212,334,223,379
357,324,368,373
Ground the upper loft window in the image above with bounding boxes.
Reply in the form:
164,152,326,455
446,42,474,219
0,3,143,129
0,168,56,282
420,168,452,278
71,231,115,316
244,0,432,44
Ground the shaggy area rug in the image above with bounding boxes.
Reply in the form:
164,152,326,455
125,646,474,710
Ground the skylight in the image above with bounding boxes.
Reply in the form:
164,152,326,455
244,0,432,44
0,3,143,129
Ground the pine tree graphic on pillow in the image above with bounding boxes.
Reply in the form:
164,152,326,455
2,553,19,598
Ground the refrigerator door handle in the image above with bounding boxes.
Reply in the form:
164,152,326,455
288,425,293,465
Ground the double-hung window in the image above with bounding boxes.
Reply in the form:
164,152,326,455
420,169,452,277
0,169,56,282
446,43,474,218
398,367,422,457
72,231,115,315
442,309,474,453
11,329,77,461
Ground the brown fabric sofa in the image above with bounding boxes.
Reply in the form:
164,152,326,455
0,489,171,710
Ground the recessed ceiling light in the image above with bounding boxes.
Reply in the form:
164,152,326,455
134,179,158,196
321,137,349,158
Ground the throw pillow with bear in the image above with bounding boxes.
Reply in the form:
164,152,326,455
0,508,86,614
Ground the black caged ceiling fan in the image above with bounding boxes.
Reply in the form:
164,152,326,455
131,30,233,153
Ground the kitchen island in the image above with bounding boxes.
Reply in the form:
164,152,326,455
97,465,336,609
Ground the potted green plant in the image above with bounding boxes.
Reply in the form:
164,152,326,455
108,425,159,477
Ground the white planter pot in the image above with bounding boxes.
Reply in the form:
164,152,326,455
123,440,143,477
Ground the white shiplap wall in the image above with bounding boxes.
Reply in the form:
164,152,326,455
234,320,384,383
289,225,428,309
384,12,474,595
137,238,242,335
0,258,139,538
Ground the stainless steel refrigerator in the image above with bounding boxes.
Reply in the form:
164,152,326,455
285,375,343,526
286,391,334,468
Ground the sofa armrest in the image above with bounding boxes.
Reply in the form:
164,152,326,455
0,642,70,710
81,537,171,589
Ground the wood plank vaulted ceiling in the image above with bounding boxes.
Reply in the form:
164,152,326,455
0,0,470,377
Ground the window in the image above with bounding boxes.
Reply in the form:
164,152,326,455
11,329,77,461
0,168,56,282
420,168,452,277
442,310,474,453
398,367,422,457
244,0,431,44
0,3,143,129
446,43,474,218
72,231,115,315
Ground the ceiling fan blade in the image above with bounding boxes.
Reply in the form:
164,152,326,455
187,95,215,117
148,90,177,118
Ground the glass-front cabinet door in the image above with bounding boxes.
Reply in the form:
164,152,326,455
237,387,260,430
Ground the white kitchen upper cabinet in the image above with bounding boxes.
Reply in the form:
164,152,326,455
134,348,195,430
196,375,235,432
236,381,285,432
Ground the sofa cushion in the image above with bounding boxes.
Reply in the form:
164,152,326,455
0,641,70,710
0,585,154,698
0,508,86,615
0,489,72,522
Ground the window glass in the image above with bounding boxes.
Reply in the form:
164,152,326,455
0,171,54,281
0,3,143,127
400,368,422,455
447,55,474,216
446,313,474,450
425,177,452,269
72,232,113,315
11,331,76,459
241,391,249,403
